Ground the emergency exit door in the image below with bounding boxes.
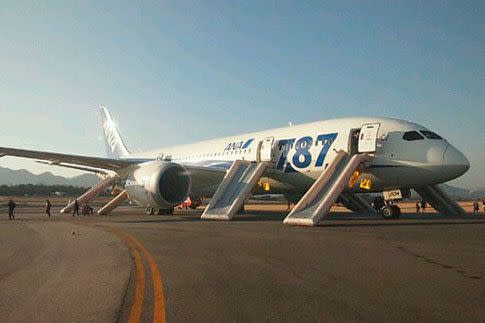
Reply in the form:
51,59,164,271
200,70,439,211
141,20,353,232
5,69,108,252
358,123,380,153
258,137,275,162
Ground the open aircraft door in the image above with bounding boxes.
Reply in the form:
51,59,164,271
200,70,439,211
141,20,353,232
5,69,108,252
358,123,380,153
257,137,275,162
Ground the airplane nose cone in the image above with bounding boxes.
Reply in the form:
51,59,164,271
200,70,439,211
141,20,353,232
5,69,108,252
442,145,470,178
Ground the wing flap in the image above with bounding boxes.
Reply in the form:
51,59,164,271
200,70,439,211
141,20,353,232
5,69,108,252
35,161,110,175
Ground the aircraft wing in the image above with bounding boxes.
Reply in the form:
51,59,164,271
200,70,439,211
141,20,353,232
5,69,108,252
0,146,229,180
0,146,136,170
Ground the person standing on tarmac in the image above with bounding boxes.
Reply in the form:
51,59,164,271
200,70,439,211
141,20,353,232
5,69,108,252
473,200,479,213
8,199,16,220
73,199,80,217
45,199,52,218
415,201,420,213
421,199,427,213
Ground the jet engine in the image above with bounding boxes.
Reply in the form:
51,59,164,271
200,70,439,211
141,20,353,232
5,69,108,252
125,161,191,209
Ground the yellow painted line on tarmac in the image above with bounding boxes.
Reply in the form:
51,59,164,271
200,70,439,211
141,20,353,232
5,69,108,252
122,233,167,323
82,223,167,323
119,234,146,323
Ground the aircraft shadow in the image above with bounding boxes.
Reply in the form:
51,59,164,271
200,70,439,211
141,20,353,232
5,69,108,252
317,219,485,228
107,210,485,226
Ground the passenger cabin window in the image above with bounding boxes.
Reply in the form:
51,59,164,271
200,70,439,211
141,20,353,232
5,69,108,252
420,131,443,140
403,131,425,141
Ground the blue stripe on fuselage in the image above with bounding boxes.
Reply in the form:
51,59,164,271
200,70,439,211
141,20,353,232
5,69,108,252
242,139,254,149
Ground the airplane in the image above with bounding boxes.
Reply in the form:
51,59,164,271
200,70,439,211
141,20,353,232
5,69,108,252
0,107,470,225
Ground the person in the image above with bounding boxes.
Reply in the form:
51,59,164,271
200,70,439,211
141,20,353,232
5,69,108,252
350,130,360,155
415,201,420,213
8,199,16,220
45,199,52,218
482,198,485,212
473,200,479,213
421,199,427,213
82,204,94,216
73,199,80,217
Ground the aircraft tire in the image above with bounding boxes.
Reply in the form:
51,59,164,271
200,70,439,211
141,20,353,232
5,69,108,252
391,205,401,219
380,206,394,219
146,207,155,215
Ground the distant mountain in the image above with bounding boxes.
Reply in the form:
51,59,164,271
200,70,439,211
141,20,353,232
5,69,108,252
440,184,469,200
440,184,485,200
0,167,100,187
406,184,484,200
470,188,485,200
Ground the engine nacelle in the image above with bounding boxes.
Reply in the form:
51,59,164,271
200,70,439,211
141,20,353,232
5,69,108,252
125,161,191,209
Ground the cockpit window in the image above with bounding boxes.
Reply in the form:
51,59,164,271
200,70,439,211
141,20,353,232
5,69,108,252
403,131,425,141
420,130,443,140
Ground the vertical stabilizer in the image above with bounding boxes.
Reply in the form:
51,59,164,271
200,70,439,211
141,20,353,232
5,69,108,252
99,106,130,158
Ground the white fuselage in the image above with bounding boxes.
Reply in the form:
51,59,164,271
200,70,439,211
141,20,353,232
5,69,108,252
126,117,469,197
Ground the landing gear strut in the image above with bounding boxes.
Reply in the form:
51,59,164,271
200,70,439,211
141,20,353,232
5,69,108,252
380,205,401,219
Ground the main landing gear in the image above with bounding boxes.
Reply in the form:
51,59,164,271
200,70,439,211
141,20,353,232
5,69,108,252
146,207,175,215
380,205,401,219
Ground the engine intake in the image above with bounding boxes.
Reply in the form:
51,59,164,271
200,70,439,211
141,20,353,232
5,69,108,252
125,161,191,208
158,165,191,204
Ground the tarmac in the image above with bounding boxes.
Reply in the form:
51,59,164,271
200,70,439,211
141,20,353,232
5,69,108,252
0,204,484,322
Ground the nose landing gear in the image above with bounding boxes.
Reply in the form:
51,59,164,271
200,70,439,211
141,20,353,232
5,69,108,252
380,205,401,219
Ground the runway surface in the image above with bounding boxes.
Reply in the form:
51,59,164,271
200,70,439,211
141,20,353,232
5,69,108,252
0,205,484,322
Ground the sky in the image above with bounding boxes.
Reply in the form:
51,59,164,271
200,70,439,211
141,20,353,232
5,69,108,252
0,1,483,188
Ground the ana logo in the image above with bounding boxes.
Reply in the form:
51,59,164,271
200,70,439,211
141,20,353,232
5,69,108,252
224,139,254,151
103,121,119,153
